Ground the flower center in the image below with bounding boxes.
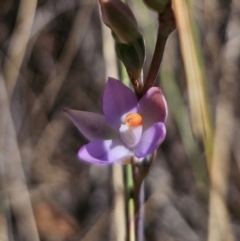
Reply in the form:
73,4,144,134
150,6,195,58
119,113,143,148
125,113,143,127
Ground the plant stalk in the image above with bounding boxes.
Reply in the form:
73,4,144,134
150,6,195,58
142,3,175,96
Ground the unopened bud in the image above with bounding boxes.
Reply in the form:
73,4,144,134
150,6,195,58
143,0,169,13
99,0,140,44
115,36,145,83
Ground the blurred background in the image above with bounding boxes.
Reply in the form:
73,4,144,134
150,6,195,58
0,0,240,240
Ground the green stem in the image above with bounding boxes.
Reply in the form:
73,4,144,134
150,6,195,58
129,198,136,241
126,164,135,241
126,164,144,241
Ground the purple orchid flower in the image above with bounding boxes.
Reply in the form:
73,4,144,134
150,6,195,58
65,77,167,164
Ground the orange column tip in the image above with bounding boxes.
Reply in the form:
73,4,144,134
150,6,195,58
125,113,143,127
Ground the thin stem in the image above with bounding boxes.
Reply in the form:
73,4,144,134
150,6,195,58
137,183,144,241
126,164,135,241
132,152,156,241
142,25,167,95
129,198,136,241
133,174,144,241
141,3,175,96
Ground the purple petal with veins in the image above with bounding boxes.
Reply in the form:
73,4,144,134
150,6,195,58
103,77,138,130
135,122,166,158
64,109,116,141
138,87,167,129
78,139,132,164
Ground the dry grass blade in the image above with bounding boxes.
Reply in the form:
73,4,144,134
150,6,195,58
31,118,67,190
30,0,83,39
0,75,40,241
233,127,240,172
0,1,39,239
204,0,221,62
39,1,96,112
81,211,110,241
207,0,240,240
0,215,8,241
171,0,213,165
3,0,37,98
101,16,126,241
161,34,209,194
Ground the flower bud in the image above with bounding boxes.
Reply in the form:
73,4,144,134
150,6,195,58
115,36,145,83
143,0,169,13
99,0,140,44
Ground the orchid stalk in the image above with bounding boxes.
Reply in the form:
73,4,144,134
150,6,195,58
65,0,175,240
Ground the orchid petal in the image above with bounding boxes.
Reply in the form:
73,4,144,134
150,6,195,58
139,87,167,129
119,124,142,148
65,109,116,141
78,139,132,164
103,77,138,130
135,122,166,157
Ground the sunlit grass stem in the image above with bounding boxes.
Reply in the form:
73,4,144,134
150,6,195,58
101,12,126,241
171,0,213,167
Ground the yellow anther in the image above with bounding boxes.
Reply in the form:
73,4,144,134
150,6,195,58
125,113,143,127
